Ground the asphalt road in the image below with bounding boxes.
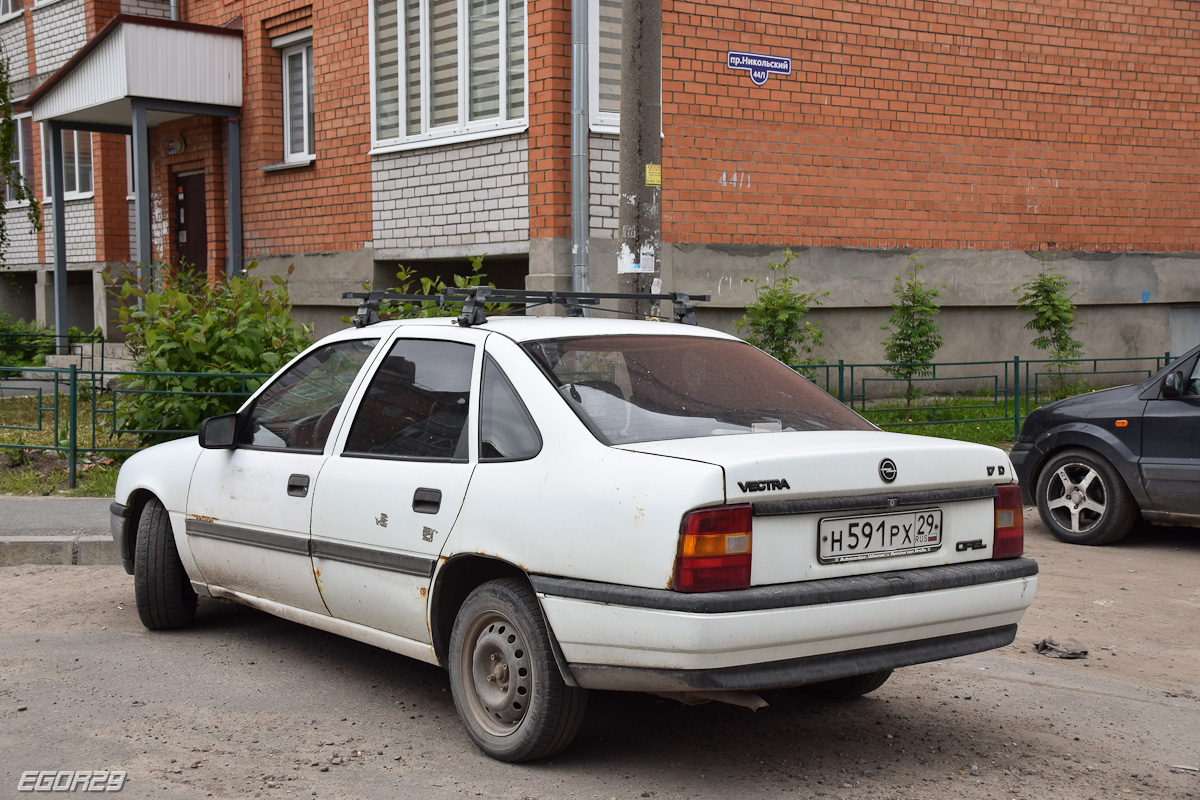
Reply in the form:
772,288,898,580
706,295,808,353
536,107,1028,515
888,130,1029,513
1,511,1197,800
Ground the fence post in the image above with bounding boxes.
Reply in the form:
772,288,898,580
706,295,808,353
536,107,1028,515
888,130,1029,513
837,360,845,403
1013,356,1021,441
68,364,78,489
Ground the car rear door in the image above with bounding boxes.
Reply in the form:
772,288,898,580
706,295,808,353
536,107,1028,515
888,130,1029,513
308,329,481,642
1140,352,1200,517
185,337,380,613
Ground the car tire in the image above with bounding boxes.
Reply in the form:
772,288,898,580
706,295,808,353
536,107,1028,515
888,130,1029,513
448,578,587,762
133,497,197,630
805,669,893,699
1035,448,1136,546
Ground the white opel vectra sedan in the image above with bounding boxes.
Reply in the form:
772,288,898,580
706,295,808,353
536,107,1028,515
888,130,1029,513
110,290,1037,762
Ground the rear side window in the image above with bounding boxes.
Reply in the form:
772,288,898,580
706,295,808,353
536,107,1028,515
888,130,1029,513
523,334,874,445
344,339,475,461
479,355,541,461
242,339,379,452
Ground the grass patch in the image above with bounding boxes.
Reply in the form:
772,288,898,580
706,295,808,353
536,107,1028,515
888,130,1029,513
0,391,136,497
857,392,1036,449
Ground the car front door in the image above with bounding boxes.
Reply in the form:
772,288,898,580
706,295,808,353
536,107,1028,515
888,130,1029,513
309,331,480,642
1140,352,1200,519
186,338,380,612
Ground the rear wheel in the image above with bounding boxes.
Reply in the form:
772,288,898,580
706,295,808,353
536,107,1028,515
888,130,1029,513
1035,448,1136,545
805,669,893,699
133,497,197,630
448,578,587,762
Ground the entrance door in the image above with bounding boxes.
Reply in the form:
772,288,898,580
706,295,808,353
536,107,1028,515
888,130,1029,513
174,172,208,275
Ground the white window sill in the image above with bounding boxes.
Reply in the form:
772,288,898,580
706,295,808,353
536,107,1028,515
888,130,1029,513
260,157,315,172
0,9,24,23
42,193,96,204
370,121,527,155
32,0,70,9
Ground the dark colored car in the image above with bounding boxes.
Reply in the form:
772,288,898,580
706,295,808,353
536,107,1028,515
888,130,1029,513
1011,342,1200,545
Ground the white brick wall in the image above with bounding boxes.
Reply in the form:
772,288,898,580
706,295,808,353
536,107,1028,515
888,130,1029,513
372,135,528,251
589,134,619,238
0,16,29,83
33,0,87,75
41,199,97,262
120,0,171,20
2,207,41,266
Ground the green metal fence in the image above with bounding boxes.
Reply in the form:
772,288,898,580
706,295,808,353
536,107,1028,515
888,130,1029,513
0,352,1177,488
804,353,1173,440
0,365,269,488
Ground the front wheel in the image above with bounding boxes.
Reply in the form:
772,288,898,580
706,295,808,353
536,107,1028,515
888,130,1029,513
1035,449,1136,546
448,579,587,762
133,497,197,630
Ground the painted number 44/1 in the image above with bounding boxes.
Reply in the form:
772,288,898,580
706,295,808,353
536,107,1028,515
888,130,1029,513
719,171,751,189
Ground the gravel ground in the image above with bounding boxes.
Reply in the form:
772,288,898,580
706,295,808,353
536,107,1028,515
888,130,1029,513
0,509,1197,800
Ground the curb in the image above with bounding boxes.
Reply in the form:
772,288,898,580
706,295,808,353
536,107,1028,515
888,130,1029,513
0,535,121,567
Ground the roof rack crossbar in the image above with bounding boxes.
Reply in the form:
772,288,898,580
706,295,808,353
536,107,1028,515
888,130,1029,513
342,288,711,328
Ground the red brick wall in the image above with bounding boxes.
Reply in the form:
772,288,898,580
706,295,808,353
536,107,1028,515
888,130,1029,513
662,0,1200,252
92,133,130,263
177,0,371,265
527,0,571,240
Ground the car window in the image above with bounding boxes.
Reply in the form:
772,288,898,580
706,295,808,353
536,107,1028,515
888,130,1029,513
242,339,379,451
523,334,875,445
480,355,541,462
1185,359,1200,396
344,339,475,461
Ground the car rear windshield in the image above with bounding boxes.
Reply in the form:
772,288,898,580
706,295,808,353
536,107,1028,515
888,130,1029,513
523,334,875,445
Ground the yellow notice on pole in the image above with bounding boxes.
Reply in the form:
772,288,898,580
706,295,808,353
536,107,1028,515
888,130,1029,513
645,164,662,187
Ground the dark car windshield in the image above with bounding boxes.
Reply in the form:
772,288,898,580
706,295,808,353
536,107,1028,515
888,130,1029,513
523,334,874,445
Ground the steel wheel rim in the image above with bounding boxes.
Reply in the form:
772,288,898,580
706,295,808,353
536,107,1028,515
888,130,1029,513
1045,462,1107,534
459,610,534,738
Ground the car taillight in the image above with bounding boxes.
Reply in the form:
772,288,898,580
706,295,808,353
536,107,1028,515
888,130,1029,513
993,484,1024,559
675,505,752,592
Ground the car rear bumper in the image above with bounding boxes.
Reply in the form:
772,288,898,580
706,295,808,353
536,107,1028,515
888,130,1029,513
532,558,1038,692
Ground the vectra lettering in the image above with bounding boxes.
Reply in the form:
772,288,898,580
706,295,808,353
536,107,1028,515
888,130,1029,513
737,479,791,492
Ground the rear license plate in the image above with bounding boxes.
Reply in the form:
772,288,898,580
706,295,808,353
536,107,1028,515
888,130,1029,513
818,508,942,563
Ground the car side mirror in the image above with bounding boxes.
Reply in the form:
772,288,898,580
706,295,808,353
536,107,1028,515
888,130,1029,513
198,413,239,449
1162,371,1184,399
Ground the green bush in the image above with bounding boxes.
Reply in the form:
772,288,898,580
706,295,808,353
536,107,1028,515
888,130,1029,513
736,248,828,374
0,312,51,368
1015,262,1085,398
880,258,944,411
115,262,313,445
372,254,502,320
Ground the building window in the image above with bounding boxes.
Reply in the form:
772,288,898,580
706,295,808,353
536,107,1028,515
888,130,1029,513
282,41,314,162
373,0,525,147
5,115,34,204
0,0,23,19
590,0,621,132
41,127,92,200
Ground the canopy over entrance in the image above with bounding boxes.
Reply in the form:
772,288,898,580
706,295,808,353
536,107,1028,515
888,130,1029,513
26,15,243,350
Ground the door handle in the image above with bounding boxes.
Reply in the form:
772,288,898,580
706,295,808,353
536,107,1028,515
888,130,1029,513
413,488,442,514
287,474,310,498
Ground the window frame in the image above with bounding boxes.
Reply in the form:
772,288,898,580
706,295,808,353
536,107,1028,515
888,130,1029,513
370,0,528,152
6,113,35,206
281,39,315,163
40,126,93,202
589,0,621,133
0,0,23,22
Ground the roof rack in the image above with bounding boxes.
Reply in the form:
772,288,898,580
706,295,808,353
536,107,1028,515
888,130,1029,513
340,287,712,328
